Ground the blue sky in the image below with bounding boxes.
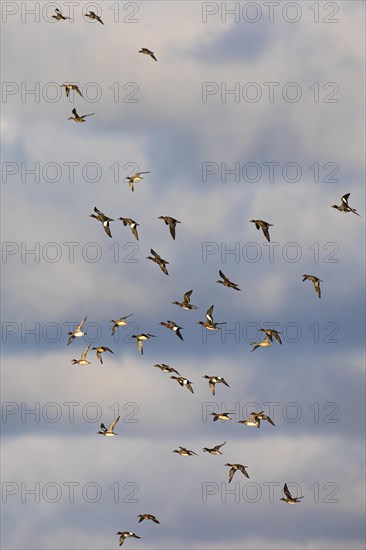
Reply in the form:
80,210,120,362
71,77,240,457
1,1,365,549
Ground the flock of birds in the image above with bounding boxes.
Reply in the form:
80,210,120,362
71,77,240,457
51,6,362,545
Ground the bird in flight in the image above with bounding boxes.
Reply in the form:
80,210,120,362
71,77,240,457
67,316,87,345
202,375,230,396
225,463,250,482
250,219,273,242
89,207,114,238
160,321,184,341
280,483,304,504
125,171,150,192
139,48,157,61
92,346,114,364
131,333,156,355
158,216,181,240
331,193,360,216
119,218,140,240
302,274,323,299
203,442,226,455
172,289,199,310
60,84,83,98
146,249,169,275
68,107,95,123
170,376,194,394
85,11,104,24
71,343,91,365
115,532,141,546
97,416,120,436
52,8,72,20
216,270,241,291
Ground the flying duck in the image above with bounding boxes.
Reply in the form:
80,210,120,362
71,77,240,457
131,333,155,355
238,415,260,428
71,343,91,365
210,412,232,422
110,315,133,336
202,375,230,396
116,532,141,546
172,447,198,456
170,376,194,394
137,514,160,524
259,328,283,344
119,218,140,240
225,463,250,482
139,48,157,61
89,207,114,238
158,216,181,240
154,363,181,375
52,8,72,20
92,346,114,364
68,107,95,122
67,316,87,345
252,411,275,426
331,193,360,216
302,274,323,299
85,11,104,24
203,442,226,455
172,289,199,310
280,483,303,504
97,416,120,436
216,270,241,291
125,171,149,192
159,321,184,341
196,305,226,331
250,219,273,242
250,336,272,352
146,249,169,275
60,84,82,98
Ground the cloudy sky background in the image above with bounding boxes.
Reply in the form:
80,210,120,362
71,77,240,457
1,1,365,549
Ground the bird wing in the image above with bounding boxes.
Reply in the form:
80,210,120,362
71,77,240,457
107,416,120,432
80,343,90,360
209,381,215,396
219,270,228,282
206,305,214,322
76,317,87,331
183,290,193,302
284,483,292,499
228,468,235,483
131,225,139,240
341,193,350,205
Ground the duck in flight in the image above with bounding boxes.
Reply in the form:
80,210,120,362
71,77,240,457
331,193,360,216
172,289,199,310
280,483,303,504
202,375,230,396
137,514,160,524
154,364,181,375
85,11,104,24
225,463,250,482
250,336,272,352
139,48,157,61
172,447,198,456
125,171,149,192
238,411,275,428
210,412,232,422
60,84,82,98
216,270,241,291
158,216,181,240
146,249,169,275
91,346,114,364
97,416,120,436
131,333,155,355
67,316,87,345
250,219,273,242
71,343,91,365
196,305,226,331
259,328,282,345
170,376,194,394
302,274,323,299
89,207,114,238
52,8,72,20
68,107,95,122
116,532,141,546
119,218,140,240
203,442,226,455
110,315,133,336
160,321,184,341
